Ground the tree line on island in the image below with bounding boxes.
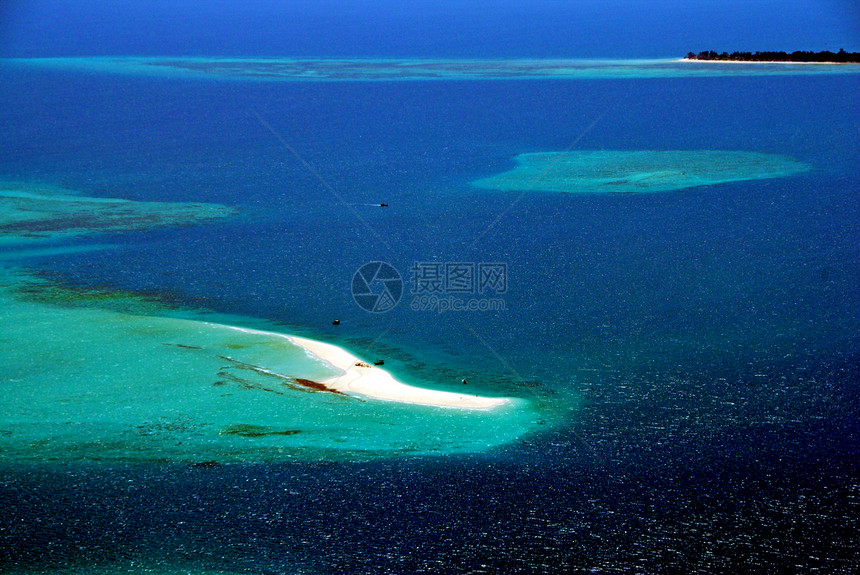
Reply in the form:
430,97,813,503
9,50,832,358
685,49,860,63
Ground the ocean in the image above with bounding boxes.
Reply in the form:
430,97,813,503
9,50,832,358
1,1,859,573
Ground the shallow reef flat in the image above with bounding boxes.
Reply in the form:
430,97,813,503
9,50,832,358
471,150,811,194
7,57,859,82
0,181,235,245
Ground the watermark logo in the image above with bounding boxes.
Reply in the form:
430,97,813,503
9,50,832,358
351,261,403,313
351,261,508,313
410,261,507,313
410,262,508,295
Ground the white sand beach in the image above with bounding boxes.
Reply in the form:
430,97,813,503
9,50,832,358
222,325,510,409
288,335,510,409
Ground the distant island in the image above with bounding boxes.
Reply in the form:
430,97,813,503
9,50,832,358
685,49,860,63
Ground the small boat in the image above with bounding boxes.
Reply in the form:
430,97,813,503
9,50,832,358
374,359,385,366
332,319,340,325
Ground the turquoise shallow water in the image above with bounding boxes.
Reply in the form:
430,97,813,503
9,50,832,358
9,56,860,82
0,180,235,246
0,266,539,462
471,150,810,194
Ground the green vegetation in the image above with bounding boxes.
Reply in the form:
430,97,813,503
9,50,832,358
685,49,860,63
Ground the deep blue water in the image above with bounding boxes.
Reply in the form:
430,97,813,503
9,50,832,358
2,0,859,57
2,1,860,573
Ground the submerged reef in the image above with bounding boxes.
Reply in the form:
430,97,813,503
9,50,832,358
0,181,235,244
472,150,810,194
9,56,860,82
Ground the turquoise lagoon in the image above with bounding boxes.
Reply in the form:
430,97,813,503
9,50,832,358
0,270,533,462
